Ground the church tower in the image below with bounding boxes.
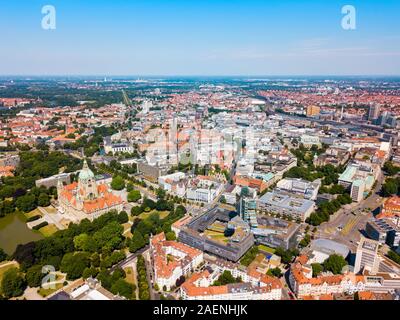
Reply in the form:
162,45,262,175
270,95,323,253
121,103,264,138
78,160,98,200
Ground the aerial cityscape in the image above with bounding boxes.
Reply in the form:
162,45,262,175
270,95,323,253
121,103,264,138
0,0,400,305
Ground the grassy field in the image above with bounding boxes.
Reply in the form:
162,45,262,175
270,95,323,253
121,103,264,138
55,274,65,282
208,225,225,233
258,244,276,254
138,210,170,220
39,224,59,237
24,209,42,220
38,283,63,298
204,230,229,243
124,267,136,285
124,266,138,299
41,206,57,214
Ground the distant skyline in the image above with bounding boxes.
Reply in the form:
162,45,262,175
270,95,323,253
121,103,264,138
1,0,400,76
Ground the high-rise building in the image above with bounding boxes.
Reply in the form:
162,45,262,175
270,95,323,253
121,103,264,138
142,100,152,114
365,218,400,247
386,115,398,128
377,111,389,126
368,104,381,121
354,237,380,274
306,105,320,117
237,191,258,228
351,179,365,203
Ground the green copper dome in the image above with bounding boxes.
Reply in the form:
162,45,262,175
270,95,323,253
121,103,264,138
79,160,95,181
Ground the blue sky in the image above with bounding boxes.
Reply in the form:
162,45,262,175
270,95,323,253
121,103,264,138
0,0,399,75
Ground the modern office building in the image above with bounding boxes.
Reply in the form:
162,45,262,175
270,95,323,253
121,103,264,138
252,216,301,250
258,192,315,222
338,161,379,199
137,160,169,183
306,105,321,117
142,100,152,114
178,207,254,262
368,105,381,121
351,179,366,203
365,219,389,244
354,237,380,274
365,219,400,247
276,178,321,200
237,196,258,228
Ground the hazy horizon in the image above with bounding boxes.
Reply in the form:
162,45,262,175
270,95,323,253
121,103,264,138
1,0,400,76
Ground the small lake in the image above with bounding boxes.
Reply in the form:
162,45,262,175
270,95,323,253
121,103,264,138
0,213,44,255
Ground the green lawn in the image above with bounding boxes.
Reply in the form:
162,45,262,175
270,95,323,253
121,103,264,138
138,210,170,220
24,209,42,220
39,224,59,237
38,283,63,298
204,230,229,243
124,267,135,284
258,245,276,254
124,267,137,299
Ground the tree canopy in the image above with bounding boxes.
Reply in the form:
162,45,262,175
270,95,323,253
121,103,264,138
26,264,45,288
111,176,126,191
0,248,7,262
212,271,241,286
1,268,26,298
127,190,141,203
60,252,91,280
323,254,347,275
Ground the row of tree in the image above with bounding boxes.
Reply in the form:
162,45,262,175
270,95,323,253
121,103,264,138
306,193,353,226
136,255,150,300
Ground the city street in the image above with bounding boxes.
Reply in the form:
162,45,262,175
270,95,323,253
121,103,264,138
316,173,385,252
